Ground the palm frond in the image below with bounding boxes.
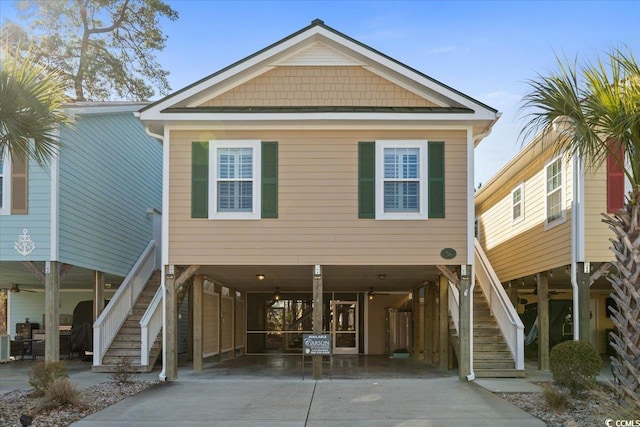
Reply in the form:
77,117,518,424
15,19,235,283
0,50,72,166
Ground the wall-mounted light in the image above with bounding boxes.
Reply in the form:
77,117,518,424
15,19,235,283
368,287,375,301
565,266,570,275
256,274,265,281
274,287,281,301
314,265,322,279
377,274,387,281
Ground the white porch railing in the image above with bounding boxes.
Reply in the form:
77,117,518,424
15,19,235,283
474,238,525,370
448,281,460,335
140,285,163,366
93,240,157,366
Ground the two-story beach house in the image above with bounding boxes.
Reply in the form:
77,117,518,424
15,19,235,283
475,129,621,368
131,19,526,380
0,102,162,364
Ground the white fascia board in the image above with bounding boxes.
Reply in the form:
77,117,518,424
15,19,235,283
143,112,486,122
184,66,276,108
140,29,327,117
64,103,148,116
165,123,473,131
315,28,498,117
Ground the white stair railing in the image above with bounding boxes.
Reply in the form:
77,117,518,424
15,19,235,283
93,240,157,366
140,285,163,366
448,281,460,335
474,238,525,370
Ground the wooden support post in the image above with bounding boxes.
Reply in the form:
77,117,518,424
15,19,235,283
458,265,472,380
165,266,178,381
439,274,449,370
577,262,591,342
45,261,60,362
192,275,203,371
214,283,223,362
93,271,105,322
424,284,433,363
537,272,550,370
312,265,323,380
231,289,236,359
187,284,193,361
412,288,420,359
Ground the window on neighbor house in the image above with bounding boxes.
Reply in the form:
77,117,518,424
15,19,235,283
210,140,261,219
512,185,523,223
376,141,428,220
545,157,564,225
0,155,10,215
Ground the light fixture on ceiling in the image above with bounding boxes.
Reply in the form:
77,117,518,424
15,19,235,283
256,274,265,281
368,287,375,301
377,274,387,281
274,287,281,301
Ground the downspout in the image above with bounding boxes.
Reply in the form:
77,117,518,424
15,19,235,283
570,153,584,340
462,124,496,382
140,123,168,381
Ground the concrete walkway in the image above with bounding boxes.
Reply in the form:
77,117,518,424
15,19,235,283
71,377,545,426
4,355,616,426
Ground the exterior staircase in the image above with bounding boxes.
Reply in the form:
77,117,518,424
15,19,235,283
472,287,524,378
93,271,162,373
449,286,525,378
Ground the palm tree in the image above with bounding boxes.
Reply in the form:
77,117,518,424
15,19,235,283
520,48,640,404
0,50,71,166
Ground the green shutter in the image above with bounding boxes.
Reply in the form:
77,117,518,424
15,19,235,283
428,141,445,218
358,142,375,218
261,141,278,218
191,142,209,218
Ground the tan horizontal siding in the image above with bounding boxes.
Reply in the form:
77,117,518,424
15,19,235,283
583,162,615,262
199,66,437,107
168,129,469,266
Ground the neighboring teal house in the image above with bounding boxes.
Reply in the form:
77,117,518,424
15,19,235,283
0,102,162,362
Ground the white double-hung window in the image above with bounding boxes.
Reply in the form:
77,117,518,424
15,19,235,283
376,140,428,220
511,185,524,223
545,156,564,226
209,140,261,219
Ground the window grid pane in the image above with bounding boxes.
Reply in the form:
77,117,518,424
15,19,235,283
546,159,562,222
218,182,253,212
512,188,522,220
216,146,254,213
383,147,420,213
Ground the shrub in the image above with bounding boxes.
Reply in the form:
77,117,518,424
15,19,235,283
542,385,571,411
109,355,138,384
36,377,82,412
549,340,602,395
29,361,69,396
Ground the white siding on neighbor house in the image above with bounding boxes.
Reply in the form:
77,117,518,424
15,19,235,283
0,159,52,262
477,153,574,281
58,112,162,277
7,290,115,337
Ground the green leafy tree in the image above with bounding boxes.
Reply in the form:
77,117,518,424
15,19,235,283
520,48,640,404
0,51,71,165
1,0,178,101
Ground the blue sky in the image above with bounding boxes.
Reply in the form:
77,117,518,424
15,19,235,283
1,0,639,185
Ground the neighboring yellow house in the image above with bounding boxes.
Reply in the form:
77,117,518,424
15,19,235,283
475,129,623,363
135,19,507,380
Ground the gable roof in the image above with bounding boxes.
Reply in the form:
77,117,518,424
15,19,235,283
138,19,499,137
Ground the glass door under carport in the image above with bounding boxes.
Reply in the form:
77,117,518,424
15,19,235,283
331,301,358,354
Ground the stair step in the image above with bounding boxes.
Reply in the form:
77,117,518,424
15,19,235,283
474,369,526,378
474,351,513,360
474,360,516,369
